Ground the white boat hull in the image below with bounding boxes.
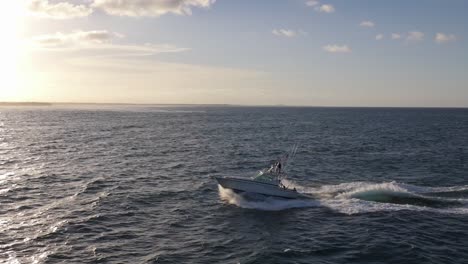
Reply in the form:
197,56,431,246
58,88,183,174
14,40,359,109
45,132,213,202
215,177,305,199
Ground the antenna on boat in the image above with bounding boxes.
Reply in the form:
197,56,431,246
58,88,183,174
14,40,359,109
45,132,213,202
281,143,298,171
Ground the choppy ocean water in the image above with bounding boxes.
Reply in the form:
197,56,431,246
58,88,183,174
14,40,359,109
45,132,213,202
0,105,467,264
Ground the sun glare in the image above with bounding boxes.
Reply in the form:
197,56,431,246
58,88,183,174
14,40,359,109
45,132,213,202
0,2,25,102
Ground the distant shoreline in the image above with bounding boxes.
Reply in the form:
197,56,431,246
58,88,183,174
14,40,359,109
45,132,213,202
0,102,53,106
0,102,229,107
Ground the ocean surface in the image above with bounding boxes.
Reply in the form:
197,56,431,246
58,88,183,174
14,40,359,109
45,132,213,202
1,105,467,264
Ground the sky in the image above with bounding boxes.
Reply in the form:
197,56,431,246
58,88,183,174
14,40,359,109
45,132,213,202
1,0,468,107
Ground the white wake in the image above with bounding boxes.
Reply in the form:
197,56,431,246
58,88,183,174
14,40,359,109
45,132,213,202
218,180,468,214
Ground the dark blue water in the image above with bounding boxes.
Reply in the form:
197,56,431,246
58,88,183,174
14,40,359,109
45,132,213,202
1,105,467,263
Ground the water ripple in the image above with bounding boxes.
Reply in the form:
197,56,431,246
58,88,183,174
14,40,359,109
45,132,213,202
0,106,467,263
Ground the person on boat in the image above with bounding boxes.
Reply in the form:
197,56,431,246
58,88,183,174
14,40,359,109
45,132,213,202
279,180,286,189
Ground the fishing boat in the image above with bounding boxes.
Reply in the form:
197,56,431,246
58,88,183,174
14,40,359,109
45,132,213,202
216,145,308,199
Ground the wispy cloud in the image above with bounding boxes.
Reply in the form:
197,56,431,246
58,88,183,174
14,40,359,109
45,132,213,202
27,0,93,19
375,34,384,40
31,30,189,56
360,21,375,28
272,29,296,38
305,1,319,7
315,4,335,13
391,33,401,40
32,30,123,48
323,44,351,53
87,44,190,56
406,31,424,42
435,33,457,44
92,0,216,17
272,29,306,38
306,1,335,13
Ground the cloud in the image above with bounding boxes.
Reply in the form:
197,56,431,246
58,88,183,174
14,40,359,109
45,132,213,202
272,29,307,38
305,0,319,7
272,29,296,38
92,0,216,17
30,30,189,56
306,1,335,13
96,43,189,55
391,33,401,40
323,44,351,53
32,30,122,48
406,31,424,42
27,0,93,19
435,33,457,44
375,34,384,40
360,21,375,28
315,4,335,13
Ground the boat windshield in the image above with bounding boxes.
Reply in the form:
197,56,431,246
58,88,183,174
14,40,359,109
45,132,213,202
253,169,280,184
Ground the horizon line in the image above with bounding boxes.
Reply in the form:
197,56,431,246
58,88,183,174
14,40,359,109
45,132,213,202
1,101,468,109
